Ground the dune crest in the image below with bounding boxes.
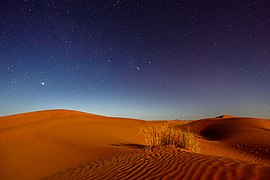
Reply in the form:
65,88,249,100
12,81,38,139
1,110,270,179
215,114,235,118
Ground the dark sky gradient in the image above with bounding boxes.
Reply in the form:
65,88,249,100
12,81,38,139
1,0,270,119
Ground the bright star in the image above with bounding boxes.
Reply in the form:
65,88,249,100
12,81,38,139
41,82,45,85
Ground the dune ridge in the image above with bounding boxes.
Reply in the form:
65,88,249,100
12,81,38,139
1,110,270,179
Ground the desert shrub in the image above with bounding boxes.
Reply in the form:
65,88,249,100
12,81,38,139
139,123,199,152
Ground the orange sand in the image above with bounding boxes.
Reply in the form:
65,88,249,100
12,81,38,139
0,110,270,179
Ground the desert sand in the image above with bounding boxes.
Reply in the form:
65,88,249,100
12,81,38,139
0,110,270,179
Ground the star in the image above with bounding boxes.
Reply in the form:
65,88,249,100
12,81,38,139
41,82,45,86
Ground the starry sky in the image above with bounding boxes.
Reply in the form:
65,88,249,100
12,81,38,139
1,0,270,120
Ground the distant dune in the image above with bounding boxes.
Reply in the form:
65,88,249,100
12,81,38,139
1,110,270,179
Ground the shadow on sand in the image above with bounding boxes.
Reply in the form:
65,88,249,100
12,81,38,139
111,143,147,150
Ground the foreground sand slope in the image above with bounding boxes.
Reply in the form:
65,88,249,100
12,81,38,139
0,110,270,179
0,110,146,179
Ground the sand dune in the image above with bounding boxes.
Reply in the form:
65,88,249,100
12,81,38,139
192,117,270,164
1,110,270,179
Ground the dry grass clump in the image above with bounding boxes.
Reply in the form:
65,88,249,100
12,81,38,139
140,123,199,152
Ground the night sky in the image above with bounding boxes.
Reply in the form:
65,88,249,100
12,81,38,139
1,1,270,120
